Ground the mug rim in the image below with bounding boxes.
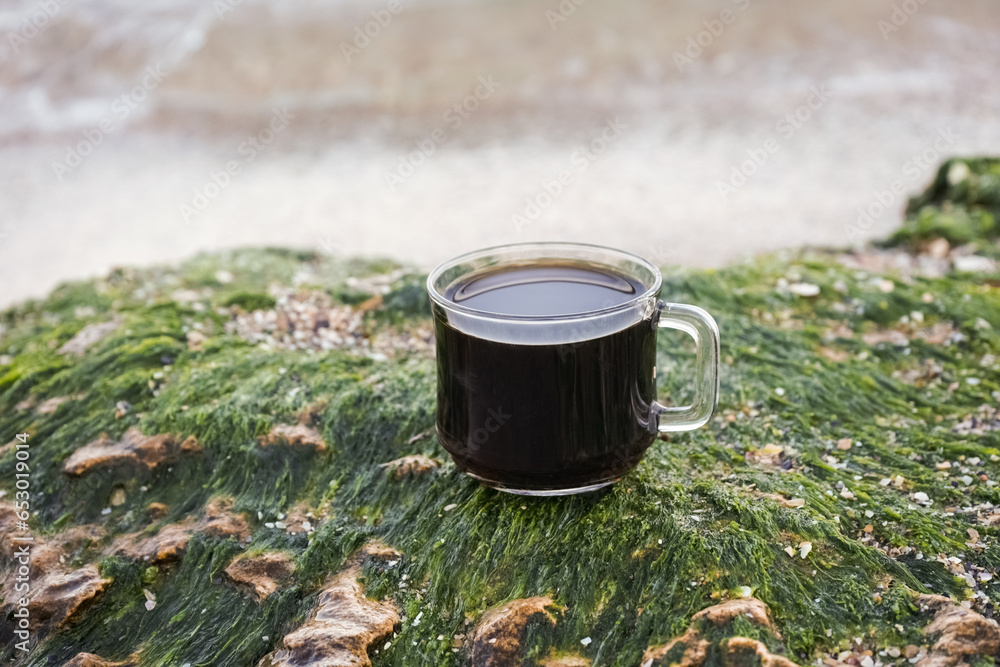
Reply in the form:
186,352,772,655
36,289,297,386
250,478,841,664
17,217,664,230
426,241,663,322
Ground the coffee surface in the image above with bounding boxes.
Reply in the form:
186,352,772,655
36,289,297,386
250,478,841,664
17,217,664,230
446,263,644,317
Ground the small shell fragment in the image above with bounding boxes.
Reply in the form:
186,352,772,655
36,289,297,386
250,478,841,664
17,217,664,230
789,283,820,297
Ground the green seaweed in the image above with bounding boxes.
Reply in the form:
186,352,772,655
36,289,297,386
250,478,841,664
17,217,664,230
224,293,278,312
884,157,1000,251
1,160,999,666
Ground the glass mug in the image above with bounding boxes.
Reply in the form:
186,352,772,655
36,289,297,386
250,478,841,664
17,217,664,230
426,243,720,495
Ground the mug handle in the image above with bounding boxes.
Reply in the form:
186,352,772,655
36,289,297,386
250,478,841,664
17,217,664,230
653,301,720,432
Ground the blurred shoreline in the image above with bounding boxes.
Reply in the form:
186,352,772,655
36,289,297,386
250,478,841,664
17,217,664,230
1,0,999,307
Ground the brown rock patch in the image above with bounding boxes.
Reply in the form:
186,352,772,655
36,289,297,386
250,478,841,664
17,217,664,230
280,502,320,535
467,596,560,667
916,594,1000,667
541,655,592,667
63,428,199,476
224,552,296,602
186,330,208,351
112,497,248,564
147,502,170,520
113,523,192,564
31,565,112,628
861,322,960,348
380,455,441,479
723,637,798,667
692,598,775,629
261,423,327,452
746,444,787,468
14,396,36,411
751,492,805,509
0,502,20,538
1,507,107,630
64,653,134,667
817,346,850,362
642,598,797,667
201,497,250,540
59,320,120,356
297,399,329,424
26,524,107,576
862,329,911,347
261,542,401,667
37,395,73,415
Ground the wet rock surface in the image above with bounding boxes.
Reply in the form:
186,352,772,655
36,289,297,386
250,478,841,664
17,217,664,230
112,497,248,564
29,565,112,628
36,395,73,415
466,597,559,667
380,454,441,480
62,428,200,476
540,657,592,667
642,598,796,667
1,505,108,641
915,594,1000,667
112,523,193,564
58,321,120,357
224,551,296,602
261,423,327,452
199,497,251,540
1,159,1000,665
63,653,133,667
260,543,401,667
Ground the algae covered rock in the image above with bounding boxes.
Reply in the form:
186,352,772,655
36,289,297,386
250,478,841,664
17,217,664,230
110,497,249,564
887,158,1000,250
259,542,401,667
63,653,133,667
28,565,111,629
641,598,796,667
261,424,328,453
62,428,199,476
466,597,560,666
915,594,1000,667
224,552,296,603
1,161,1000,665
379,454,441,480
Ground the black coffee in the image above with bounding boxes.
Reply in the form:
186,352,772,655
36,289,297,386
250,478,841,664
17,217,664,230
434,262,657,491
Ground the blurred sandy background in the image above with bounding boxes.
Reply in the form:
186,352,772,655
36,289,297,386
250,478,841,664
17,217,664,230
0,0,998,307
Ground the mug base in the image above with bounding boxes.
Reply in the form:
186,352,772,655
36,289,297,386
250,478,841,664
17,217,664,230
463,471,620,496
